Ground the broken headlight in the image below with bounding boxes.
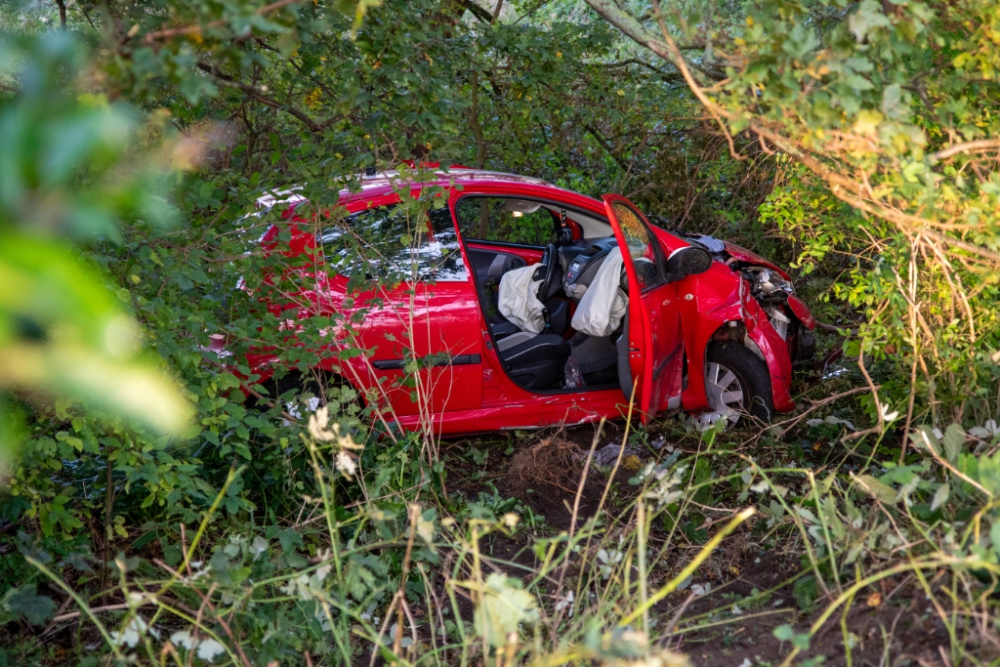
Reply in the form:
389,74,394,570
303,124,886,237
743,266,795,302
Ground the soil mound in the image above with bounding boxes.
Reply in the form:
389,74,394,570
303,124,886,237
503,435,584,496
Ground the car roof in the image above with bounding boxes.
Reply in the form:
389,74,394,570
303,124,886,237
359,167,551,191
255,166,596,210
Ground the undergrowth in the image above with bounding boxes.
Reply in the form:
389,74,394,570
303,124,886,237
4,381,1000,666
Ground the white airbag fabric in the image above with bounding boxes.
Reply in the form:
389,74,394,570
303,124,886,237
498,265,545,334
571,247,627,338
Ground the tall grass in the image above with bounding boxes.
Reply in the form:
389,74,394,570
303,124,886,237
25,389,1000,666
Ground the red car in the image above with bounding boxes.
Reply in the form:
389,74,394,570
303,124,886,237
248,165,815,434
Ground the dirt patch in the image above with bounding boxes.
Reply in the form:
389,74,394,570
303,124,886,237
662,550,956,667
503,433,585,496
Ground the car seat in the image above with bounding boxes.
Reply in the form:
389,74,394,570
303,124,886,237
499,334,571,389
566,332,619,386
481,253,524,324
494,262,572,389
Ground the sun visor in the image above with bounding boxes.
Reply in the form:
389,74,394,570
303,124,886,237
504,199,543,214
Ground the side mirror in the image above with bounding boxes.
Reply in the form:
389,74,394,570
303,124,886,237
666,246,712,276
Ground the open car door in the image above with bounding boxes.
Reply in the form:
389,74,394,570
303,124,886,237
603,195,683,423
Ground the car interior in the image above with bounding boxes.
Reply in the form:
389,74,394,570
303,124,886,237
455,196,631,393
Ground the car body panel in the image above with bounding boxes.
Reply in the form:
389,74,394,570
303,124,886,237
674,265,795,413
390,387,626,435
787,294,816,330
741,290,795,412
327,278,485,416
245,167,811,434
722,241,791,280
675,262,744,413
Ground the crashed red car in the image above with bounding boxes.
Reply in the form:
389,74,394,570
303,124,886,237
247,166,815,435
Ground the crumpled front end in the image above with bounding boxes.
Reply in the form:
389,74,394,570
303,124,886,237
738,265,817,366
676,263,797,414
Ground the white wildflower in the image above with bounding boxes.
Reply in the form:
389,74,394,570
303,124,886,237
111,616,148,648
880,404,900,423
555,591,575,614
308,406,336,442
335,450,358,479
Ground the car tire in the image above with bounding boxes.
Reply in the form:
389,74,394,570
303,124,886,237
705,343,775,426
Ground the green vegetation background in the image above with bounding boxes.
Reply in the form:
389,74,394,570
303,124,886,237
0,0,999,665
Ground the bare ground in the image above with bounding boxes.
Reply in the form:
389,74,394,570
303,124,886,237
443,424,959,667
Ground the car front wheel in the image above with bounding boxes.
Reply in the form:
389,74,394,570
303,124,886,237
704,343,775,426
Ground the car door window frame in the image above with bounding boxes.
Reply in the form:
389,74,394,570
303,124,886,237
453,195,565,247
608,200,669,294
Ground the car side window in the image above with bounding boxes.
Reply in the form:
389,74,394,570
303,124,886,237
320,203,468,283
455,197,558,246
612,201,665,292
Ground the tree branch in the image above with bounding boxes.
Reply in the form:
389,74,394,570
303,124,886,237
55,0,67,30
583,121,631,173
468,71,487,167
142,0,301,43
931,139,1000,162
454,0,493,22
597,58,684,83
196,62,345,133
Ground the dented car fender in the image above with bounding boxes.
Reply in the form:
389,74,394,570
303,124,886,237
674,263,795,414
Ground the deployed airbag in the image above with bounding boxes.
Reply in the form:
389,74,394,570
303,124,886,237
571,247,627,337
498,264,545,334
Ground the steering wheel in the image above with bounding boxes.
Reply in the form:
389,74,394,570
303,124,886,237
537,244,558,302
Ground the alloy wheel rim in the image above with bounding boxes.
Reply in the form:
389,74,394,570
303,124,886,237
704,362,745,425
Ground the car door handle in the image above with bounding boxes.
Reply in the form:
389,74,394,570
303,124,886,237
372,359,406,370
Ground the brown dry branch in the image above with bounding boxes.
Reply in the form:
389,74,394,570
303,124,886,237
584,0,1000,268
142,0,302,43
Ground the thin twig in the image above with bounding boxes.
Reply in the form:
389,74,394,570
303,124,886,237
142,0,301,43
769,385,877,438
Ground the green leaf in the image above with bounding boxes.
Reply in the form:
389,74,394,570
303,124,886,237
855,474,898,504
880,84,907,120
3,586,56,625
853,109,883,135
474,573,539,647
930,482,949,512
943,425,965,464
0,237,195,440
844,543,865,565
773,623,810,649
848,0,892,41
911,427,941,456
